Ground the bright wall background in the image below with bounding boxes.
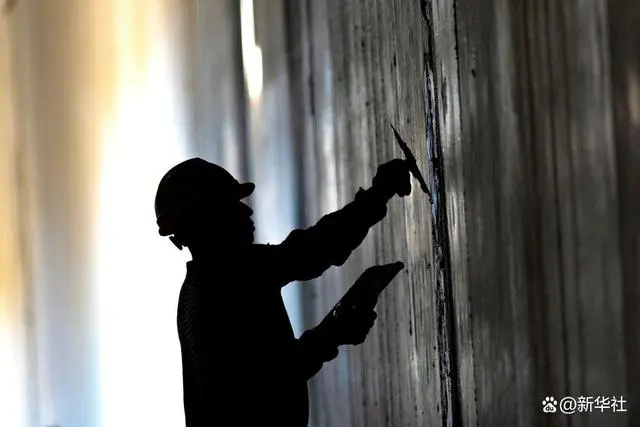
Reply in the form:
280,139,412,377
1,1,306,426
2,1,207,426
93,1,191,426
1,8,27,427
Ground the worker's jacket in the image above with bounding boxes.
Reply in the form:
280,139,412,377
176,187,388,426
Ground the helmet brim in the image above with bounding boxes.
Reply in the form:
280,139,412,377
238,182,255,199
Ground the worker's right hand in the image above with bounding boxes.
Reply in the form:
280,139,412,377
372,158,412,200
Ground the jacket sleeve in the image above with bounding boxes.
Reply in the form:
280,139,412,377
269,186,389,286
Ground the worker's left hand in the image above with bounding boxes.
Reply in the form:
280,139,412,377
318,306,378,346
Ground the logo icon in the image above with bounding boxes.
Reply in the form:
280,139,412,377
542,396,558,413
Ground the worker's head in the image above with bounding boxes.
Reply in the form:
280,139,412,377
155,157,255,251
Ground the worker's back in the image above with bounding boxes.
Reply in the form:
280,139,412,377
177,245,309,426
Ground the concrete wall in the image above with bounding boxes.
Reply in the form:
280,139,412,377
286,2,442,425
280,0,640,426
4,0,637,425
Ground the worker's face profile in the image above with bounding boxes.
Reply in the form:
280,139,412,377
230,200,255,244
194,197,255,244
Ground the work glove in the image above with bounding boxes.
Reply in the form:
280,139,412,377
371,158,412,201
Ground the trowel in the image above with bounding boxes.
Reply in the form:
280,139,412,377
330,261,405,315
389,122,432,203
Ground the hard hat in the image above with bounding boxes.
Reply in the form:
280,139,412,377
154,157,254,236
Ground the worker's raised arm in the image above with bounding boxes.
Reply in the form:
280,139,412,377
268,159,411,286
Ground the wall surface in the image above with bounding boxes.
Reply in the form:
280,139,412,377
286,1,444,425
279,0,640,426
3,0,638,426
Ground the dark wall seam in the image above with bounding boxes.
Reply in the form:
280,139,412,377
422,2,463,426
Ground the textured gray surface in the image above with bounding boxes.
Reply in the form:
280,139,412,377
6,0,637,425
281,0,640,426
286,1,444,426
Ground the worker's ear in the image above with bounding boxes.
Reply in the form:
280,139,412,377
170,235,184,250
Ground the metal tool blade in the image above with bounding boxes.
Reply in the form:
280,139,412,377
389,123,432,202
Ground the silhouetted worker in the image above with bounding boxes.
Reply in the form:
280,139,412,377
154,157,411,426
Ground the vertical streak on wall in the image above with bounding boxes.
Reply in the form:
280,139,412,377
284,1,352,424
429,0,479,425
0,8,27,426
422,4,461,425
607,1,640,424
182,0,248,181
5,3,42,424
245,0,304,336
